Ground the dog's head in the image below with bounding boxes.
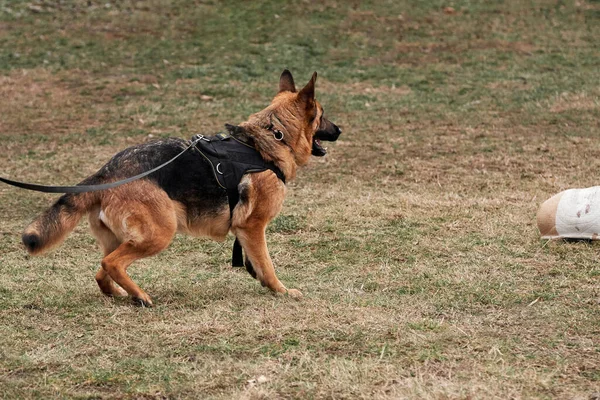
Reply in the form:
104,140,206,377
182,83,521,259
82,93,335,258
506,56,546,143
266,70,341,165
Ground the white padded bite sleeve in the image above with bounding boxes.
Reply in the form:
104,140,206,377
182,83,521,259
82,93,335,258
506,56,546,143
555,186,600,239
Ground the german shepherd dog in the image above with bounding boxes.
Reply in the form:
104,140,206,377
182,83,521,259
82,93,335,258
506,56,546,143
21,70,341,306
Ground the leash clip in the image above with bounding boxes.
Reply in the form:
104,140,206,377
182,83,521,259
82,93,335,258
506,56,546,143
192,134,210,143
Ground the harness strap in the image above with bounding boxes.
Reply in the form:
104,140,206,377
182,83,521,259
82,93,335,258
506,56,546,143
193,131,286,268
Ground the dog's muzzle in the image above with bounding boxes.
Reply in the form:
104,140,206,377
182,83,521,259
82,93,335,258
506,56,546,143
312,124,341,156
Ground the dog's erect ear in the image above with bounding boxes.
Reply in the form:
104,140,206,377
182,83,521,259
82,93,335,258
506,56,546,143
279,69,296,93
297,71,317,107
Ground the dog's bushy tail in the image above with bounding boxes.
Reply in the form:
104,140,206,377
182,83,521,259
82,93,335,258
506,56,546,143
22,193,96,255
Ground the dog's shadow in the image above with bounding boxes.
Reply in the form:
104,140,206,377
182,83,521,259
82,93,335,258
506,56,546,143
91,271,275,310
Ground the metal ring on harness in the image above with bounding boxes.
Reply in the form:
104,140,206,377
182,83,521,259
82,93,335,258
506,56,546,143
273,130,284,141
216,163,223,175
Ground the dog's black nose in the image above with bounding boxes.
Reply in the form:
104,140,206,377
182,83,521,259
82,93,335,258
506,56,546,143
334,124,342,135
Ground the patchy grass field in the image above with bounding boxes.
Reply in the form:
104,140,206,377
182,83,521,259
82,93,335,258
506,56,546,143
1,0,600,398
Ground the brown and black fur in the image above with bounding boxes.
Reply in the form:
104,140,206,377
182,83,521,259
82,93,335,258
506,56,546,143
22,70,341,306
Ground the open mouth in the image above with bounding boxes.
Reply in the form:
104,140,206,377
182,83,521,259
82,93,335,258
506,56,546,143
312,138,327,156
311,125,341,157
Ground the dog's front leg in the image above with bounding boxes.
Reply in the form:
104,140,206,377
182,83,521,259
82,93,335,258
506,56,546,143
235,227,302,298
232,172,301,298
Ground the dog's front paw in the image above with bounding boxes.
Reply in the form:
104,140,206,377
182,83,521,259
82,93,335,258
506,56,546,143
286,288,303,299
132,294,153,308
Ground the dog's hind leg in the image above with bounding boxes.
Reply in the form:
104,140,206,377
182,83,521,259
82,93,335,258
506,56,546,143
100,211,176,307
101,242,157,307
96,184,178,307
88,208,127,297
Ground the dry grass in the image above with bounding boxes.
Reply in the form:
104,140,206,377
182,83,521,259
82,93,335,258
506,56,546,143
1,0,600,399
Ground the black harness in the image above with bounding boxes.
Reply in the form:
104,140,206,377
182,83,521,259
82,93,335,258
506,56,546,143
191,131,286,268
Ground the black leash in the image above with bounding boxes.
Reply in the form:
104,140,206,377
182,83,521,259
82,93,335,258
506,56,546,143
0,137,202,194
